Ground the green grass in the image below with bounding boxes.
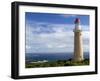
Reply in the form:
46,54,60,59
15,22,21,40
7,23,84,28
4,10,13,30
25,59,89,68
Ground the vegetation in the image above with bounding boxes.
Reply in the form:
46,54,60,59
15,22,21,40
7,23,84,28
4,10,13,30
25,59,89,68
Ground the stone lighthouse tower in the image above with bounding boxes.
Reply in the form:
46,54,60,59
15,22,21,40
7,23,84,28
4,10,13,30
73,18,84,61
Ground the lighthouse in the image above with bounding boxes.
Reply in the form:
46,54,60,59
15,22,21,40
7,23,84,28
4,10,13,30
73,18,84,61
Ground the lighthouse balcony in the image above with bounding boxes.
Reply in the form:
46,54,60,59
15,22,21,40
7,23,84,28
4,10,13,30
73,29,82,32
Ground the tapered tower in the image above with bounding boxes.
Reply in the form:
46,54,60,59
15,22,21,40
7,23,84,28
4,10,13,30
73,18,84,61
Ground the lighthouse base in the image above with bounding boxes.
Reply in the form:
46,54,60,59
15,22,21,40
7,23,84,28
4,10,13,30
73,56,84,62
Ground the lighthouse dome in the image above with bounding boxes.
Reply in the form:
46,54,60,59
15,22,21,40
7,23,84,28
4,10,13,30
75,18,80,23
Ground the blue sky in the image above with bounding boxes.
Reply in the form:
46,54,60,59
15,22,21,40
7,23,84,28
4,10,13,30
25,12,89,53
26,12,89,25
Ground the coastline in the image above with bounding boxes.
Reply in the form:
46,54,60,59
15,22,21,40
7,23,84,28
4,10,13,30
25,58,89,68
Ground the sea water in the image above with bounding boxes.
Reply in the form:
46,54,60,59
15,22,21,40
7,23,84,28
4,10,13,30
25,52,89,62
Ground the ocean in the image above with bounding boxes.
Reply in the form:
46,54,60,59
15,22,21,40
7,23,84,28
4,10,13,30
25,52,89,62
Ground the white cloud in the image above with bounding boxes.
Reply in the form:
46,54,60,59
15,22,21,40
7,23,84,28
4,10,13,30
47,44,53,48
60,14,77,18
57,44,67,48
26,22,89,53
26,45,31,49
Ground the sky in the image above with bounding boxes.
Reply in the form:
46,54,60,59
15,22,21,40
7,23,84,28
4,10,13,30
25,12,90,53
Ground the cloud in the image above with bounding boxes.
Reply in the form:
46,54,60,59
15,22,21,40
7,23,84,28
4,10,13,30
26,45,31,49
26,21,89,53
59,14,77,18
